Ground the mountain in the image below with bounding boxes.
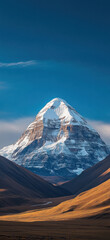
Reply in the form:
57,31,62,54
61,155,110,195
0,98,109,180
0,155,69,208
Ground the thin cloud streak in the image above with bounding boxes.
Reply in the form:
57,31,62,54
0,60,37,68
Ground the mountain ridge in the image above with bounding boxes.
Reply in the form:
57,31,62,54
0,155,69,205
0,178,109,222
61,154,110,195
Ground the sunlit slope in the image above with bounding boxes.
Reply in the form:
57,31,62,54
0,179,109,222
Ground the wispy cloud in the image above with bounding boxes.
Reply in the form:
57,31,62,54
0,60,37,68
0,117,34,148
0,60,69,69
87,119,110,145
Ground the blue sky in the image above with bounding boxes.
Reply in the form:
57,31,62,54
0,0,110,147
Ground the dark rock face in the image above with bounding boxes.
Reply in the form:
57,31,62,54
0,98,109,180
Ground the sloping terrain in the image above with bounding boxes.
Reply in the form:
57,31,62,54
0,155,70,210
61,155,110,194
0,156,109,240
0,179,109,222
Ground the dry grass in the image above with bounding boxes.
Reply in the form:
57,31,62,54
101,168,110,176
0,180,109,222
0,218,110,240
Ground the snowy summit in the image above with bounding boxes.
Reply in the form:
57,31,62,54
36,97,86,125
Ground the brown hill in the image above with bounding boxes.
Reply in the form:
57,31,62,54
0,156,109,240
0,155,70,210
61,155,110,195
0,178,109,222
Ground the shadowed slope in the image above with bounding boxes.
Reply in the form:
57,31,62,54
0,179,109,222
0,155,70,209
61,155,110,195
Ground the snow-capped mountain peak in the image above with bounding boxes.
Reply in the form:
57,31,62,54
37,97,85,125
28,98,93,132
0,98,109,181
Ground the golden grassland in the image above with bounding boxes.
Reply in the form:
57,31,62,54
0,179,109,222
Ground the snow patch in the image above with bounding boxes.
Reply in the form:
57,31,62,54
69,168,84,175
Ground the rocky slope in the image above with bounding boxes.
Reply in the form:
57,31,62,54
0,98,109,179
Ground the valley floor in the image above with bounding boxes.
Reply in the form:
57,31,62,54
0,218,110,240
